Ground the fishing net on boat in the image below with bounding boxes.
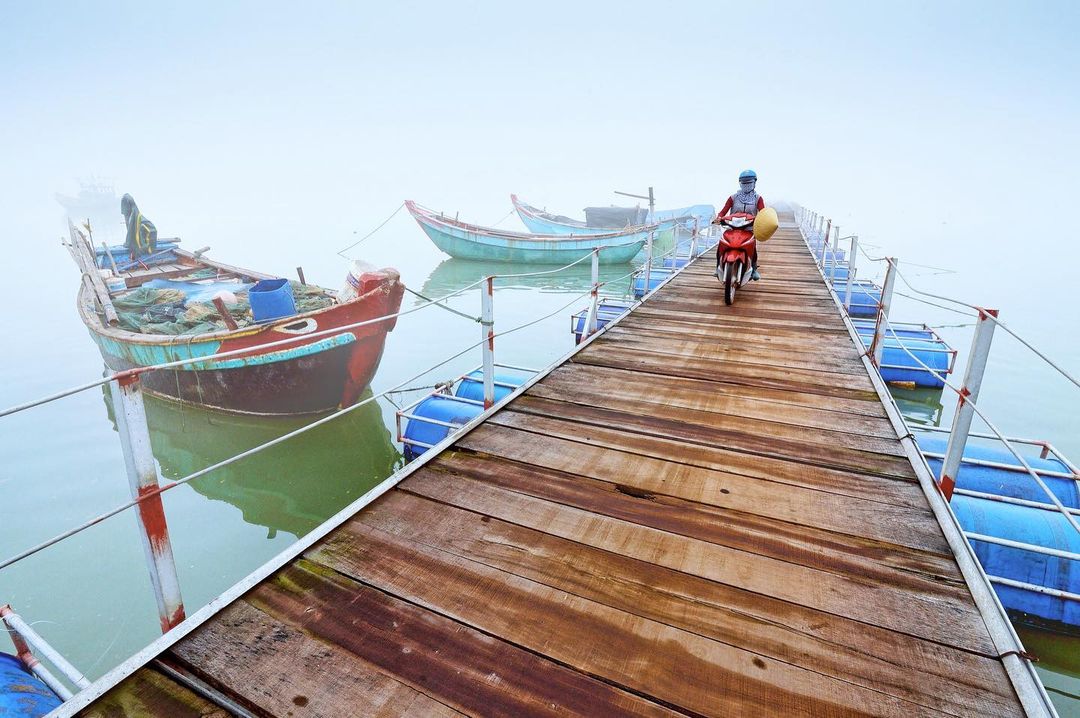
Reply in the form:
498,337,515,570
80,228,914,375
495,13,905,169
111,281,335,335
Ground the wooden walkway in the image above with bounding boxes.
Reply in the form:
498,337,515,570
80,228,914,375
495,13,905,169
78,216,1033,716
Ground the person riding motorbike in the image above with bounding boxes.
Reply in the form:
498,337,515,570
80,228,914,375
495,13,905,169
714,169,766,280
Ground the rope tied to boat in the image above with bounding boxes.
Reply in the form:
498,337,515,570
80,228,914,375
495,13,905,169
403,287,480,322
336,202,406,259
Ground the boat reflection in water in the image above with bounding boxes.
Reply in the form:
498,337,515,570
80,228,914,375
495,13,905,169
420,257,638,298
890,385,946,427
104,386,400,540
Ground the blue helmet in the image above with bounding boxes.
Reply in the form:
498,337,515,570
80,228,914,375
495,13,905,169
739,169,757,181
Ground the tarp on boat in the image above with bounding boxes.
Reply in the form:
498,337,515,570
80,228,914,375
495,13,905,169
583,205,648,228
111,275,334,335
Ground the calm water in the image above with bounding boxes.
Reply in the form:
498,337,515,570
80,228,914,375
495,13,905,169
1,211,1076,714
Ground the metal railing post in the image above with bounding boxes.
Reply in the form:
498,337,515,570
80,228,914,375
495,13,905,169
690,218,699,258
818,219,832,268
869,257,897,369
584,248,600,337
480,276,495,409
643,230,654,296
0,605,90,699
939,308,999,500
844,235,858,311
829,226,841,284
110,374,186,633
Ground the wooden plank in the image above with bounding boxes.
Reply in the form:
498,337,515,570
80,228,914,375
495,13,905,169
79,667,227,717
169,600,465,717
507,395,916,478
310,515,950,718
522,381,903,456
536,362,897,436
343,492,1021,718
628,304,854,336
247,560,681,718
575,343,882,401
400,468,998,655
451,427,946,548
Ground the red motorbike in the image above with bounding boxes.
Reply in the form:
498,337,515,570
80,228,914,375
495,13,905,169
713,212,758,305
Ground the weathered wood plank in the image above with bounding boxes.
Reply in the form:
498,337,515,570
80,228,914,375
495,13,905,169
343,491,1021,717
507,394,916,478
169,600,466,718
401,469,998,655
249,560,680,718
310,516,950,718
78,667,227,718
536,362,898,437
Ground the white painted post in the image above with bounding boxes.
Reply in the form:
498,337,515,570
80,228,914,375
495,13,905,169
689,218,699,259
643,230,654,297
818,219,832,268
110,374,185,633
584,248,600,337
869,258,897,369
829,226,841,285
938,308,999,501
844,235,859,311
480,277,495,409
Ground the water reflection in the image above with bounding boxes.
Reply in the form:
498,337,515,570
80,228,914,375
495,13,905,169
103,387,400,539
890,386,946,427
420,257,637,297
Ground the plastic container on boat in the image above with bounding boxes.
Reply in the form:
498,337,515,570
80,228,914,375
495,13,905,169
916,435,1079,507
0,653,61,717
402,395,483,461
249,278,297,323
454,370,525,404
951,494,1080,627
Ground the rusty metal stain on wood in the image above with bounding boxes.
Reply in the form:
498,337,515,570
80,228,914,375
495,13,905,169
78,219,1028,716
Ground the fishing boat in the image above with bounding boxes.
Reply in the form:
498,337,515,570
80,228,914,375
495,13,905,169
510,193,715,236
406,200,649,264
66,221,404,415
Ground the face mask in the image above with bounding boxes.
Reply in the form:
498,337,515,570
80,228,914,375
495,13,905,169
739,180,755,194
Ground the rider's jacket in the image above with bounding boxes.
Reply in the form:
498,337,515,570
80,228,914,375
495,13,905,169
718,192,766,218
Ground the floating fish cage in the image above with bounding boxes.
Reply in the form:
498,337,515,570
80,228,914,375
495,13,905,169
831,279,882,318
913,428,1080,628
631,267,676,298
570,300,634,344
850,319,955,388
396,365,536,461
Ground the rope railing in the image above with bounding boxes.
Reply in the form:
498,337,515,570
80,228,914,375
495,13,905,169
797,205,1078,392
2,235,680,420
0,259,647,573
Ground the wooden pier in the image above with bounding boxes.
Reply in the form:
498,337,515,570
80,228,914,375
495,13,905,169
76,215,1039,716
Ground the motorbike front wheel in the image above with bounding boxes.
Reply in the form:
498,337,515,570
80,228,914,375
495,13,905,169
723,264,737,305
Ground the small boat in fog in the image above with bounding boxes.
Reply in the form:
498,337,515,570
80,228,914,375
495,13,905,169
511,193,715,236
406,200,649,264
66,221,404,415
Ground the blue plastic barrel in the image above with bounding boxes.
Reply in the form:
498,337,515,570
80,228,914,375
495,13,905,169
951,495,1080,627
0,653,61,717
249,279,297,323
402,395,483,461
822,264,851,281
856,334,951,388
851,319,934,341
660,256,692,269
632,268,674,298
835,281,881,318
571,301,633,343
917,436,1079,507
454,370,525,404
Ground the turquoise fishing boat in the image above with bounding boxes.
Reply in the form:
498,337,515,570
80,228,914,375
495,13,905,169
406,201,649,264
510,194,714,237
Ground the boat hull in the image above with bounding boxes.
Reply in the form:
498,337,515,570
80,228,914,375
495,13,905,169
84,278,405,415
408,202,647,264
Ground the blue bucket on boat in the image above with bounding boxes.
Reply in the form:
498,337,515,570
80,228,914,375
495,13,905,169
454,370,525,404
249,279,296,323
403,395,483,461
0,653,61,716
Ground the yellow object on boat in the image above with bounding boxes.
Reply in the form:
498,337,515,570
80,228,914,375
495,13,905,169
753,207,779,242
